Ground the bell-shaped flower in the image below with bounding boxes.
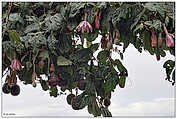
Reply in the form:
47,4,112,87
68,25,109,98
95,9,101,29
163,24,175,48
11,59,22,70
76,10,93,33
165,33,174,48
76,21,93,33
113,29,120,44
151,28,157,47
158,32,163,48
101,33,112,50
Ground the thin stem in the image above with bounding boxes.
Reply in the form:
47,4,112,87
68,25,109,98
2,2,12,39
163,24,168,35
84,10,87,21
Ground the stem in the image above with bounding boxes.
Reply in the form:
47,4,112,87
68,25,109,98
84,10,87,21
13,51,16,59
2,2,12,39
163,23,168,35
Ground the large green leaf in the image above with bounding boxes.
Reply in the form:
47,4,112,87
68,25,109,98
113,59,127,74
24,23,40,33
8,30,23,50
57,56,72,66
9,13,25,25
130,8,146,30
45,13,64,31
70,48,93,63
97,50,110,65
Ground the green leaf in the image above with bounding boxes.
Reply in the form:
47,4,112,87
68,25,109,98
104,73,119,94
40,79,49,91
144,21,153,26
9,13,24,25
57,56,72,66
8,30,23,50
133,23,144,34
144,2,174,17
114,59,127,74
39,50,49,61
165,16,169,26
119,76,126,88
49,86,58,97
163,60,175,68
69,3,86,18
24,23,40,33
70,48,93,63
97,50,110,65
89,43,99,52
130,8,146,30
152,20,162,32
45,13,64,31
112,4,130,27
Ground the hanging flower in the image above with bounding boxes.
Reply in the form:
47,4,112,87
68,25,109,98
76,10,93,33
163,24,174,48
113,29,120,44
165,33,174,47
11,51,22,70
151,28,157,47
158,32,163,48
48,72,60,87
101,33,112,50
95,9,101,29
156,55,160,61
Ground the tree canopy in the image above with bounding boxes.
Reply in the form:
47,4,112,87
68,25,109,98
2,2,175,117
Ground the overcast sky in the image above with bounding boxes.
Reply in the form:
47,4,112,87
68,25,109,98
1,39,175,118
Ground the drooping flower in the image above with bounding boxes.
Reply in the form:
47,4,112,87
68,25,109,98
151,28,157,47
76,10,93,33
95,9,101,29
156,55,160,61
158,32,163,48
163,24,175,48
101,33,112,50
76,21,93,33
11,52,22,71
165,33,174,47
113,29,120,44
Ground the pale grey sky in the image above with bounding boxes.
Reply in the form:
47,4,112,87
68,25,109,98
1,42,175,118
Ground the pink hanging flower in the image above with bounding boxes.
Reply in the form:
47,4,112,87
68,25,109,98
11,51,22,70
165,33,174,48
76,21,93,33
151,28,157,47
163,24,174,48
95,9,101,29
158,32,163,48
11,59,22,70
76,10,93,33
